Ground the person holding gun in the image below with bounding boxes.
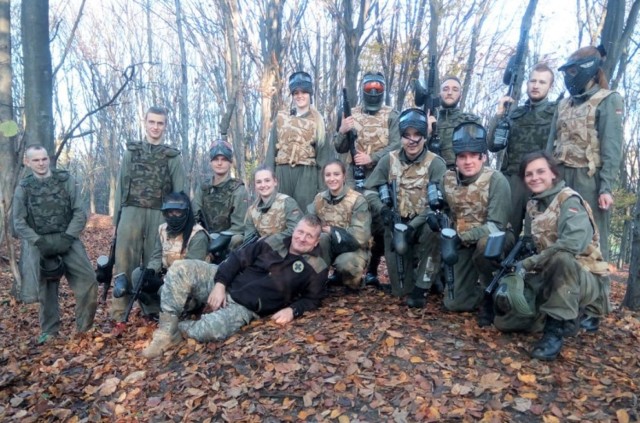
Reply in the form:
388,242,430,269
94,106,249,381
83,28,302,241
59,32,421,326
13,145,98,344
492,151,610,361
192,139,248,262
335,72,401,288
431,122,511,323
308,160,371,292
488,63,557,237
364,108,446,299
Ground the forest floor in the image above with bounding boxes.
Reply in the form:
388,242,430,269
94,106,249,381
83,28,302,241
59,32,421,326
0,214,638,422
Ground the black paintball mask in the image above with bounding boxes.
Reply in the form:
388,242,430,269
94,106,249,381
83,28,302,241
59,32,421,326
559,55,602,96
399,108,428,140
162,192,191,235
362,72,385,113
289,71,313,97
452,122,487,155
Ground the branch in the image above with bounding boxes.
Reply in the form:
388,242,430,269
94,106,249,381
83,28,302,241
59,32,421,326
52,0,87,79
55,65,136,159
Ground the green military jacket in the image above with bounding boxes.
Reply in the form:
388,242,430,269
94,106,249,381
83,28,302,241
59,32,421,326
437,107,482,167
193,174,248,235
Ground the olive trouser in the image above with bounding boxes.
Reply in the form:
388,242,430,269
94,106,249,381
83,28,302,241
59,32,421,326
275,164,321,211
110,206,164,321
37,237,98,335
494,251,610,333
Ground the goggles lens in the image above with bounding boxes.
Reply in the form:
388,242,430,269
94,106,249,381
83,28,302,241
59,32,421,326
363,81,384,93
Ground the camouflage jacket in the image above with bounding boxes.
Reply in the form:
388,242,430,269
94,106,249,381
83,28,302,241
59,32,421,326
437,107,482,167
245,192,303,239
193,175,248,235
147,223,209,272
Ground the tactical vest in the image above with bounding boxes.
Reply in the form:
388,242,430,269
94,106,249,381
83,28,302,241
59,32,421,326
503,100,556,174
123,142,180,209
21,170,72,235
275,108,320,166
444,168,493,233
554,89,613,177
351,105,391,156
389,150,437,219
527,187,608,275
249,193,289,237
201,178,243,232
313,188,360,228
158,223,206,268
438,108,481,166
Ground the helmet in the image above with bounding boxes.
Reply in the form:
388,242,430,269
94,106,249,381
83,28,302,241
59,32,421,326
399,108,428,138
162,192,191,234
493,273,534,317
209,139,233,161
362,72,385,112
289,71,313,96
40,256,65,281
559,54,601,96
452,122,487,155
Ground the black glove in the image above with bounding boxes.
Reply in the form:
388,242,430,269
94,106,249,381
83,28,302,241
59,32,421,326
58,234,75,253
380,206,394,226
425,213,441,232
142,268,164,293
35,237,57,258
330,227,360,256
405,225,417,244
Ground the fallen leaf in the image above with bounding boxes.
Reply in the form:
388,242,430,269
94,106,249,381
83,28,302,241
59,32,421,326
517,373,536,385
616,409,630,423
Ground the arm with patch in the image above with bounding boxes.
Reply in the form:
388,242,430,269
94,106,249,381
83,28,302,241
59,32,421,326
459,172,511,243
596,92,624,195
370,110,401,165
214,238,263,286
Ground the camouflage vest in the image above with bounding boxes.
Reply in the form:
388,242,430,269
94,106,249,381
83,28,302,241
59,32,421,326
201,178,243,233
444,168,493,233
248,193,289,237
527,187,608,275
389,150,437,219
21,170,73,235
438,108,481,166
313,188,360,228
503,100,556,174
352,105,391,156
124,142,180,209
158,223,207,268
554,89,613,177
275,108,320,166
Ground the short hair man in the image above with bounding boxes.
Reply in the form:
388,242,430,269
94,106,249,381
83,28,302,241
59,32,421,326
437,76,483,168
488,63,557,236
110,107,187,332
142,215,329,358
13,145,98,343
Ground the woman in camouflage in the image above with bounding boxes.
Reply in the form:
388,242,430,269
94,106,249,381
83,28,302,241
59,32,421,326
308,160,371,291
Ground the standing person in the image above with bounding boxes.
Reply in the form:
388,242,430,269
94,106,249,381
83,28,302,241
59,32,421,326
265,71,333,210
488,63,557,236
13,145,98,343
437,76,482,168
142,215,329,358
364,108,447,300
244,166,303,241
308,160,371,292
491,151,610,360
547,46,624,262
193,139,248,259
437,123,511,323
120,192,209,319
335,71,401,287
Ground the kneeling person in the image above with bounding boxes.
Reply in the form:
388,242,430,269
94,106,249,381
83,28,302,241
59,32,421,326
142,215,329,358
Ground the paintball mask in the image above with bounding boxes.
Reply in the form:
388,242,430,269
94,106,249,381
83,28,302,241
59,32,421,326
452,122,487,155
399,108,428,138
209,139,233,162
362,72,385,112
40,256,65,282
289,71,313,96
559,54,601,96
162,192,191,234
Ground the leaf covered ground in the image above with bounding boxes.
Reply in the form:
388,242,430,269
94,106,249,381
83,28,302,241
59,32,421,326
1,215,639,422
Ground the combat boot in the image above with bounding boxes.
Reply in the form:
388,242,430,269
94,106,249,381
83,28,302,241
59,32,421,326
364,255,381,287
142,312,182,358
580,315,600,332
406,286,428,308
477,297,495,327
530,317,565,361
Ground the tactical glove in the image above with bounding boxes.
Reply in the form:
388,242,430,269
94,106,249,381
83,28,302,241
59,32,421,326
142,268,164,293
330,227,361,256
380,206,394,226
58,234,75,253
425,213,441,232
35,237,58,258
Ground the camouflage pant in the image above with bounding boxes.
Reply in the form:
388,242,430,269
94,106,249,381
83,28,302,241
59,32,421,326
37,238,98,335
161,259,258,342
111,206,164,321
494,251,610,332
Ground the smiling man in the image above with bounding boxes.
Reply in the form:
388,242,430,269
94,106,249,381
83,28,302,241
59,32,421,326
142,214,329,358
488,63,558,237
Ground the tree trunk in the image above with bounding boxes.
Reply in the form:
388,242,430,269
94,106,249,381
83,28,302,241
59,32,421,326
21,0,54,160
622,191,640,310
174,0,191,189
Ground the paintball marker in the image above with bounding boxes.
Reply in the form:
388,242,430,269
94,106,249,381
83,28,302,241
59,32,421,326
426,181,457,300
112,268,163,323
414,55,441,155
95,210,121,302
389,180,409,289
238,231,259,250
484,233,535,297
341,88,366,191
208,230,234,263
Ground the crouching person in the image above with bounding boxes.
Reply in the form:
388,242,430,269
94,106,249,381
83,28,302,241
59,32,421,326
492,151,610,361
142,215,329,358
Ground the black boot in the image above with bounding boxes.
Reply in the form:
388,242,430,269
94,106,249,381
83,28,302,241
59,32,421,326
327,273,343,287
406,287,428,308
363,273,380,287
364,254,382,287
580,315,600,332
530,317,565,361
477,297,495,327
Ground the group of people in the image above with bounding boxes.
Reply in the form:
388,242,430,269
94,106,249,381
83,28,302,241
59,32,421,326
14,45,622,362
